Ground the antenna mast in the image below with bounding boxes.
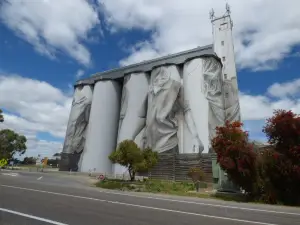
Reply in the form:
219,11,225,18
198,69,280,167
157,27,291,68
225,3,231,16
209,8,215,21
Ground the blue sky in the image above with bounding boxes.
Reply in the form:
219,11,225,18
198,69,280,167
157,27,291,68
0,0,300,158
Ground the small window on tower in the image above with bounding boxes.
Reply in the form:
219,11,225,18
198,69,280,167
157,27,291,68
221,41,224,46
222,56,226,61
220,23,228,30
224,74,227,79
225,92,229,98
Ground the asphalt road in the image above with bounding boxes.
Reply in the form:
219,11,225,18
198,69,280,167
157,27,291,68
0,171,300,225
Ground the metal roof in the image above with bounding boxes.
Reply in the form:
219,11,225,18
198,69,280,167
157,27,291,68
75,44,217,86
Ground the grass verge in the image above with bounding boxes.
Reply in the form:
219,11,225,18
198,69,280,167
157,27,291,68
95,179,247,201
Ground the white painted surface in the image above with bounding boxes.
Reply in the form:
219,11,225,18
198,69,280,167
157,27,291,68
1,173,18,177
212,15,241,122
114,73,149,175
177,109,185,154
212,15,236,81
178,77,186,154
80,80,121,174
183,58,210,153
0,207,68,225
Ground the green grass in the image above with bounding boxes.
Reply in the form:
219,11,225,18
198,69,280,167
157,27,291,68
96,179,209,195
95,179,253,202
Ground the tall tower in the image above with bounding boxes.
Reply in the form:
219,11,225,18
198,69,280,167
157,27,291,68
210,4,236,81
210,5,241,192
210,4,241,123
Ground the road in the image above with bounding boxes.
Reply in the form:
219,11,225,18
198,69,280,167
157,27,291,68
0,171,299,225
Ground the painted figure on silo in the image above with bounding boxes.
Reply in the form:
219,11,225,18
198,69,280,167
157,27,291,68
223,76,241,123
115,73,149,175
60,85,92,171
201,57,225,141
145,65,203,154
183,56,240,153
201,57,240,141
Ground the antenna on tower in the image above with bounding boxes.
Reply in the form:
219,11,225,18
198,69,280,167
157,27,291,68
209,8,215,21
225,3,231,16
225,3,233,27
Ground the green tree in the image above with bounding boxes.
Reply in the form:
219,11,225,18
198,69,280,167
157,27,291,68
109,140,158,181
0,129,27,160
0,109,4,122
136,147,158,172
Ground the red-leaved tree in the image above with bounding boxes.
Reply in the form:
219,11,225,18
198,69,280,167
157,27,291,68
212,121,257,195
262,110,300,205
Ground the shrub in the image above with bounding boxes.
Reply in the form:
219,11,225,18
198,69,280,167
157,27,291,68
261,110,300,205
109,140,158,181
211,121,257,195
187,167,205,191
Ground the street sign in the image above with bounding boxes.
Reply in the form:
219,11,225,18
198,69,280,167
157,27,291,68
97,174,105,181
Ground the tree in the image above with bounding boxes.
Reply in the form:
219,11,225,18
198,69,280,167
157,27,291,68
136,147,158,172
109,140,158,181
187,167,205,192
211,121,257,195
261,110,300,205
0,129,27,160
0,109,4,122
23,157,36,165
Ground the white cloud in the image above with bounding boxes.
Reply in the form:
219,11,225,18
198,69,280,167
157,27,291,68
120,41,160,66
100,0,300,70
0,75,71,138
240,94,300,121
0,0,101,66
1,115,64,159
0,74,71,158
267,78,300,98
75,69,85,79
240,79,300,140
24,138,63,160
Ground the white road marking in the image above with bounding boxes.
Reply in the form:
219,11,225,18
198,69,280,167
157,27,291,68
1,173,18,177
37,176,43,180
0,184,279,225
95,189,300,216
0,207,68,225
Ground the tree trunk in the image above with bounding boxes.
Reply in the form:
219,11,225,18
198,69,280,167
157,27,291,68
195,181,200,192
130,171,136,181
128,167,135,181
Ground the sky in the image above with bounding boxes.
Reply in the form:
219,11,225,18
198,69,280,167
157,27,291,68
0,0,300,159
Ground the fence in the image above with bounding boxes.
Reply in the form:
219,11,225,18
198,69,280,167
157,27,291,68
147,153,213,182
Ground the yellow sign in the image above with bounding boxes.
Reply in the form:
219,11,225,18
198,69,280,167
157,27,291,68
42,157,48,166
0,159,8,167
